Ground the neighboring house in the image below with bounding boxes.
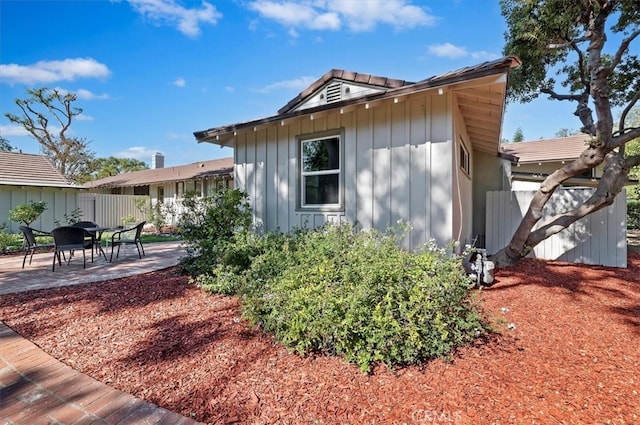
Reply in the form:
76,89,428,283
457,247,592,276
0,151,80,233
84,154,234,224
194,57,521,250
499,134,607,190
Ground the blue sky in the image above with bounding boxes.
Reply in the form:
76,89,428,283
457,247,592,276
1,0,581,167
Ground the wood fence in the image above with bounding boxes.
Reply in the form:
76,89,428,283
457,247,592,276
486,188,627,268
78,193,148,228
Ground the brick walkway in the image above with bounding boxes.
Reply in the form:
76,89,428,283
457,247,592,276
0,241,204,424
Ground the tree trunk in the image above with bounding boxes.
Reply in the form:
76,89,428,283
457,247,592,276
491,149,628,268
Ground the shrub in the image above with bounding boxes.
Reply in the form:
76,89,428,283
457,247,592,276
178,188,252,275
9,201,47,226
241,224,486,373
628,199,640,229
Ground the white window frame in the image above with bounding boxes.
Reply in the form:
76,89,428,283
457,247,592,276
298,131,343,211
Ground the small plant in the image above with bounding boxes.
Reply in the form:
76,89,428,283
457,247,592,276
122,214,137,226
178,188,252,275
9,201,47,226
628,199,639,229
54,207,83,227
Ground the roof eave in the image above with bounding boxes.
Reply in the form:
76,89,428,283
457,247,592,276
195,56,520,146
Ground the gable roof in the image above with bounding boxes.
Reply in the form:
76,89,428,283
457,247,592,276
278,69,413,114
195,56,521,154
0,151,76,188
84,157,233,189
500,134,593,164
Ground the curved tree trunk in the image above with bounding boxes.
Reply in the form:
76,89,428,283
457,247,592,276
491,150,629,268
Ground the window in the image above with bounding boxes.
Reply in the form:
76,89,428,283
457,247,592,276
459,141,470,175
157,186,164,204
300,134,341,208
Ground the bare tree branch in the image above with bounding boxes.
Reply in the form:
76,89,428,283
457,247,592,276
606,28,640,74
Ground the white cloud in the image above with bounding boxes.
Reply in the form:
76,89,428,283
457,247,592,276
127,0,222,38
426,43,500,60
75,88,111,100
76,114,94,121
427,43,468,59
0,124,30,137
115,146,157,161
173,77,186,87
166,132,188,140
253,75,317,93
0,58,111,85
248,0,435,33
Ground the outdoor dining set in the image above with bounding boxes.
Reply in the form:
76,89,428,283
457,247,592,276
19,221,146,271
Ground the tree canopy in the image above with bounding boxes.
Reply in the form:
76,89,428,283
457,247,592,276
0,134,14,152
494,0,640,267
88,156,149,181
4,88,95,184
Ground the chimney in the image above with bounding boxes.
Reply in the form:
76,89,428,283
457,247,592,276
152,152,164,169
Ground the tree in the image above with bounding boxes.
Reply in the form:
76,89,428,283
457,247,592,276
512,127,525,142
0,134,14,152
9,201,47,226
494,1,640,267
4,88,95,184
555,128,578,137
86,157,149,181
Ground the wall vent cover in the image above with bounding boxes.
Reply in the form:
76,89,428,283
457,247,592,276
325,82,342,103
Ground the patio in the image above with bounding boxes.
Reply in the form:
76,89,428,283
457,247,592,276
0,240,185,295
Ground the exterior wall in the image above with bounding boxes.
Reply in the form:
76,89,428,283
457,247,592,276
472,152,509,247
234,92,455,249
0,185,79,233
451,106,473,250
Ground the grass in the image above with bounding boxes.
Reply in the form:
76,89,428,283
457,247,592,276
2,231,180,252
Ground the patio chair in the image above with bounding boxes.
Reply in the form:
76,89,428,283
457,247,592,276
19,225,54,269
72,220,104,261
110,221,146,262
51,226,90,271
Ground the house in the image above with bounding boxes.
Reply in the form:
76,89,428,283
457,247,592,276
194,57,521,250
84,154,234,225
0,151,80,233
499,134,607,190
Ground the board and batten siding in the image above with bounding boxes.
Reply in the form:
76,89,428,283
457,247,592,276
486,188,627,267
234,92,455,249
0,186,79,233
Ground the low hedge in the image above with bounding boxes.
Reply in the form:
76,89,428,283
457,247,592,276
198,224,487,373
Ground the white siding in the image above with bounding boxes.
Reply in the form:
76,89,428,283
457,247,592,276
486,188,627,267
0,186,79,233
234,92,455,247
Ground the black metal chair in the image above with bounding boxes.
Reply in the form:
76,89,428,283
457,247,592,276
72,221,105,261
19,225,54,269
51,226,90,271
110,221,146,262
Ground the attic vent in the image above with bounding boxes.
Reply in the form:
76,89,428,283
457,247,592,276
325,82,342,103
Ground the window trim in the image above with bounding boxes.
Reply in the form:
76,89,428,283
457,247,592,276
459,139,470,176
297,129,345,212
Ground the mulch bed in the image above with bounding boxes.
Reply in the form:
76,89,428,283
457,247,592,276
1,253,639,424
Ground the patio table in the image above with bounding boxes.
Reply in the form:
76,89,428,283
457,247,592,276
83,226,121,261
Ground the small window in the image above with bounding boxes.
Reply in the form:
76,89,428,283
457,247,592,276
157,186,164,204
300,134,341,208
459,142,470,175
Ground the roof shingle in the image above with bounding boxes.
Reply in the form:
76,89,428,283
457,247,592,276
500,134,593,163
0,152,74,188
84,157,233,189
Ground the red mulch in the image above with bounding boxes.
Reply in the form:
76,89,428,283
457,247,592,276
1,254,639,424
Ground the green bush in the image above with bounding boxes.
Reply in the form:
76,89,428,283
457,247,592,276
9,201,47,226
629,199,640,229
178,188,252,275
240,224,486,373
